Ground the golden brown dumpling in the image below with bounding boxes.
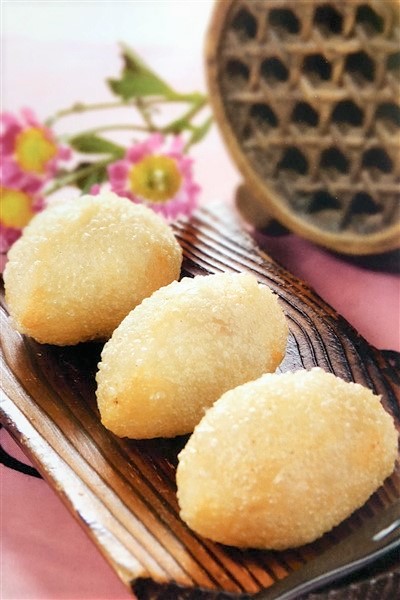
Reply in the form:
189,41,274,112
96,272,288,438
177,368,398,549
4,192,182,345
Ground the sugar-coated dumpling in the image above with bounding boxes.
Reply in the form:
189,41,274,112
177,368,398,549
96,272,288,438
4,193,182,345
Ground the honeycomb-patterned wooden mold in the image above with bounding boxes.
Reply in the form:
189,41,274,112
206,0,400,254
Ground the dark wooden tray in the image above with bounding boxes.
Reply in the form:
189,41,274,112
1,203,399,599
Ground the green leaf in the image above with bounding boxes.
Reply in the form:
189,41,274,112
163,117,189,135
73,162,108,193
69,134,124,157
108,72,172,99
108,43,176,100
188,117,213,146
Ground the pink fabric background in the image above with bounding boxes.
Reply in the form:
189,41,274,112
1,2,399,599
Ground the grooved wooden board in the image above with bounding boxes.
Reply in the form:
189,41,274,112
1,203,399,599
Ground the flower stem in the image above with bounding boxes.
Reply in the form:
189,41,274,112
45,93,208,127
62,103,209,139
162,96,208,135
63,124,152,141
44,158,114,196
45,101,127,127
135,98,157,131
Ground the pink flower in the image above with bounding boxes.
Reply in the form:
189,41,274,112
1,108,70,190
0,181,45,254
107,134,200,219
0,108,70,258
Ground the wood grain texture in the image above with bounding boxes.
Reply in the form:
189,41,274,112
1,203,399,599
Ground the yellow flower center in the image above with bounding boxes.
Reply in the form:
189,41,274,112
1,187,35,228
14,127,57,174
128,155,182,203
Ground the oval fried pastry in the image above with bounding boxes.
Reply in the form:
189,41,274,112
4,192,182,345
96,272,288,438
177,368,398,549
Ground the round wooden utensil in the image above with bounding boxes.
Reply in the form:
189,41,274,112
205,0,400,254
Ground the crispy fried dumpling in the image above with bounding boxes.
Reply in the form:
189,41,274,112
96,272,288,438
177,368,398,549
4,192,182,345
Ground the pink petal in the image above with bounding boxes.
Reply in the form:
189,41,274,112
1,158,21,182
1,158,44,193
168,135,185,154
126,145,146,162
145,132,164,152
57,145,72,161
20,107,40,127
22,176,44,194
0,114,21,154
126,133,164,163
0,225,22,254
32,195,46,212
89,184,102,195
0,112,20,133
107,160,130,185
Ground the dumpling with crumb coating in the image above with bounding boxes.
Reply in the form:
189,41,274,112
3,192,182,345
96,272,288,438
176,368,398,549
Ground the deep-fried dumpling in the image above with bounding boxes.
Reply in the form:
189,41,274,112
177,368,398,549
96,272,288,438
4,192,182,345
